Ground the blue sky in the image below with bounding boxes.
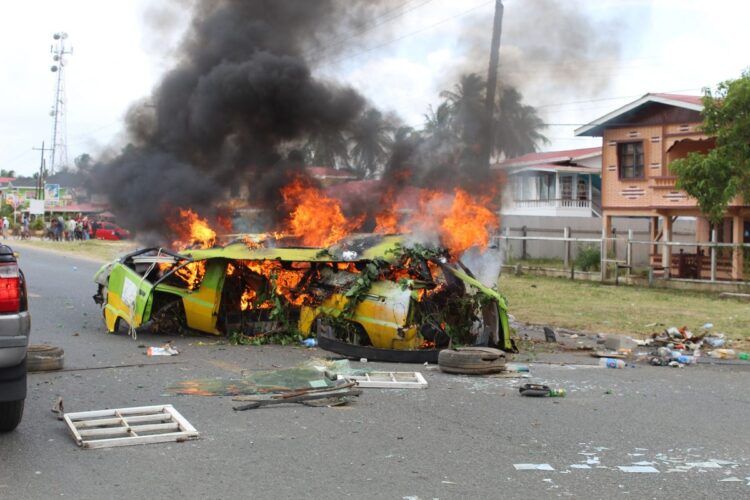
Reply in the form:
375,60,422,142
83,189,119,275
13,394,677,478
0,0,747,176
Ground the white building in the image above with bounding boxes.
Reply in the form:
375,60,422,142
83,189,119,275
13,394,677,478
493,147,602,218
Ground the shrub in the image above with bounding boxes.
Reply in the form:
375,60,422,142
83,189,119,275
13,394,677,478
575,245,601,271
32,218,46,231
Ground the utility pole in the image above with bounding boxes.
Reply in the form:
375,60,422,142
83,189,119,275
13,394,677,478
49,32,72,175
480,0,504,173
32,141,52,201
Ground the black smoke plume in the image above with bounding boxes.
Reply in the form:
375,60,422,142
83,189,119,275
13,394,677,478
93,0,398,242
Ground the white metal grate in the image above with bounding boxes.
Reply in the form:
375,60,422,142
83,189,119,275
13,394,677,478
63,405,199,449
342,371,428,389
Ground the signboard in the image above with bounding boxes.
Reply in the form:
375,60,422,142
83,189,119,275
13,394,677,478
29,199,45,215
44,183,60,202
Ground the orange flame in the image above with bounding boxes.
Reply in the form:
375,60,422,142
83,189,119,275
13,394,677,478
440,189,498,256
281,177,363,247
374,188,498,257
374,188,400,234
169,209,216,250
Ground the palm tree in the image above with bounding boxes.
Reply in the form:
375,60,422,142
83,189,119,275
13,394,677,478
493,86,548,158
439,73,486,146
423,103,453,143
349,108,393,178
303,129,349,169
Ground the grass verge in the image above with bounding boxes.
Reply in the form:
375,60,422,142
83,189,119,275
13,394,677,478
499,273,750,339
10,239,137,263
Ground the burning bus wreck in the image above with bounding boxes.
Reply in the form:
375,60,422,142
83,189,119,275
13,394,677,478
93,232,512,362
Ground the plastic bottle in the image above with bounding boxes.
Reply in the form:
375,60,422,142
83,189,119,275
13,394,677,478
599,357,626,369
708,349,736,359
548,388,566,397
675,355,694,364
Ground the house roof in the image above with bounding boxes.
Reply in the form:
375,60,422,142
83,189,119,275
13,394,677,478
575,93,704,137
43,202,107,213
494,147,601,169
510,163,599,175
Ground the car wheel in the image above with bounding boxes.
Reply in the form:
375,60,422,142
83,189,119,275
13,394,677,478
0,399,24,432
438,347,506,375
27,344,65,372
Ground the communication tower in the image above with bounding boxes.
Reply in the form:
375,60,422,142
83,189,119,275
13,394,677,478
49,32,72,175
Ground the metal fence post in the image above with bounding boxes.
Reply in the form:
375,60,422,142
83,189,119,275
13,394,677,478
521,225,527,260
710,227,717,282
503,226,511,263
626,229,633,270
563,226,571,269
600,236,606,282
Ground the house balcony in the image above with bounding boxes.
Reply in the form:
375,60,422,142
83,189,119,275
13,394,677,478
502,198,600,218
649,176,678,190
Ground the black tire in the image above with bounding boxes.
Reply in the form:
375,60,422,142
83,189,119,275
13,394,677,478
0,399,24,432
438,347,506,375
27,344,65,372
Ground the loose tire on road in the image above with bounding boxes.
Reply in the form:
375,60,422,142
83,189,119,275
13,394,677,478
27,344,65,372
438,347,506,375
0,399,24,432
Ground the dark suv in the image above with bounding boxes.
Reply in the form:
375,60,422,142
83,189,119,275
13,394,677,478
0,244,30,432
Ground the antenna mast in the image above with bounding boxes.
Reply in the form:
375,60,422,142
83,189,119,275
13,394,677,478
49,32,72,175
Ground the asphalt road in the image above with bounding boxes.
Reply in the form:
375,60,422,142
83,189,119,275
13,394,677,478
2,246,750,499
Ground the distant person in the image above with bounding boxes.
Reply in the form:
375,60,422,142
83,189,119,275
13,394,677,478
82,216,91,240
56,215,64,241
1,217,8,239
66,218,76,241
21,215,29,240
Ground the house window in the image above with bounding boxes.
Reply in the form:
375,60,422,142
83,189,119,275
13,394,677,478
618,142,644,179
560,176,572,200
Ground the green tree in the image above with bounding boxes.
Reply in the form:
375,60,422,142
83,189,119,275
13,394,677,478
494,86,549,158
439,73,486,147
0,169,15,177
302,129,349,169
437,73,547,161
423,102,454,143
672,70,750,224
349,108,393,178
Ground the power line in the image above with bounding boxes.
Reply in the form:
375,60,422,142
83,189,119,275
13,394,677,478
309,0,436,62
322,1,494,66
536,88,702,108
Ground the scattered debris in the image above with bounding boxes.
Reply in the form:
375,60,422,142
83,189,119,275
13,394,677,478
708,349,737,359
514,464,555,471
166,359,363,396
505,364,530,373
63,405,199,449
704,333,726,348
146,343,179,356
233,386,361,411
300,338,317,347
51,397,64,420
618,465,659,473
341,371,428,389
543,326,557,343
603,335,638,352
519,383,564,397
27,344,65,372
599,358,626,369
438,347,506,375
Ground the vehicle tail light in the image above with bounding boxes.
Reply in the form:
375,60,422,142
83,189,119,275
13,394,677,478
0,262,20,313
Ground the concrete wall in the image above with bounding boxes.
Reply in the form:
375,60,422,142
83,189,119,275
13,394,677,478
498,215,696,267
